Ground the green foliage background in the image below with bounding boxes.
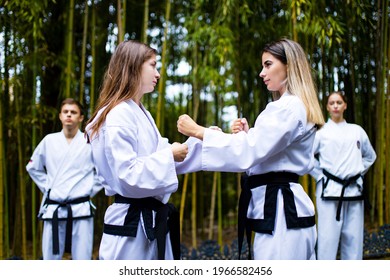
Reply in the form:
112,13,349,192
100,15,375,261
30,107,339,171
0,0,388,259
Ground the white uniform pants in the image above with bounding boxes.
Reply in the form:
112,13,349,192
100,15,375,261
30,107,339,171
42,217,94,260
252,190,317,260
99,221,173,260
316,185,364,260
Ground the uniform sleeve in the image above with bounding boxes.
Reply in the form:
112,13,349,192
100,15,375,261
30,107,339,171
175,136,203,175
360,128,376,175
26,139,48,193
309,130,323,181
201,99,306,172
104,123,178,198
90,166,104,198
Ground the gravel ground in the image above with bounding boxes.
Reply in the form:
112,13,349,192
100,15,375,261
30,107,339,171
8,224,390,260
180,224,390,260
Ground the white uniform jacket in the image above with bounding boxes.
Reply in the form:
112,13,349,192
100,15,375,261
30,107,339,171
26,130,103,220
85,99,202,241
201,92,317,222
310,119,376,199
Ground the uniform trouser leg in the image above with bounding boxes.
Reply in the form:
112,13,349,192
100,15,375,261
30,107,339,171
99,220,174,260
42,218,94,260
71,218,94,260
316,185,343,260
253,190,317,260
340,201,364,260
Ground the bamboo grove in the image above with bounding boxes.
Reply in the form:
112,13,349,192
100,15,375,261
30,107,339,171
0,0,388,259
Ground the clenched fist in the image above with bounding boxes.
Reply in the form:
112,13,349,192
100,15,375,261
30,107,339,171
177,114,205,140
171,142,188,162
231,118,249,134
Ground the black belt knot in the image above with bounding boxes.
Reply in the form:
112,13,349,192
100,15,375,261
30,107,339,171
103,194,180,260
238,172,315,259
45,195,90,255
322,169,362,221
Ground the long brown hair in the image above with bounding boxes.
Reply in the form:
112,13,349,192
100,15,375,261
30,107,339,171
263,38,325,128
86,40,157,138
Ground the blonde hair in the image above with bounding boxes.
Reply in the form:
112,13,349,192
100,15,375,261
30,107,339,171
86,40,157,138
263,38,325,128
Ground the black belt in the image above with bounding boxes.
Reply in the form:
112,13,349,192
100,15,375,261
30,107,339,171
103,195,180,260
45,196,90,255
322,169,362,221
238,172,315,259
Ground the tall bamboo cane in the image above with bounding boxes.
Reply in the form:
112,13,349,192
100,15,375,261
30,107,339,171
156,0,171,131
64,0,75,99
208,172,218,240
0,56,5,260
90,2,96,112
30,18,39,260
179,173,189,241
381,0,389,224
191,173,197,249
15,86,27,259
79,1,89,103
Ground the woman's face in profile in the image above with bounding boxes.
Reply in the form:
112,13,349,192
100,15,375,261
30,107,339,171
140,54,160,95
259,52,287,93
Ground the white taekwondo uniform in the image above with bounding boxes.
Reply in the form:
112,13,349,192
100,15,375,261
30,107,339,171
86,99,202,260
26,130,103,260
310,119,376,259
200,92,317,260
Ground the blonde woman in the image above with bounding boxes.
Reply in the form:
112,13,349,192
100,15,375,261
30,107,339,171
86,40,202,260
310,91,376,259
177,38,324,260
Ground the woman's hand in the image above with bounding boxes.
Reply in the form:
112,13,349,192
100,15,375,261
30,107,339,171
177,114,205,140
171,142,188,162
231,118,249,133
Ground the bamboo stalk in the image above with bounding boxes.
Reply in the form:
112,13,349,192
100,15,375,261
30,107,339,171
79,1,89,103
156,0,172,131
191,173,197,249
386,42,390,224
301,174,309,194
30,18,38,260
217,172,222,249
141,0,151,108
90,2,96,113
141,0,150,44
64,0,75,98
15,86,27,259
0,54,5,261
179,173,189,241
117,0,125,43
374,0,385,226
208,172,218,240
382,0,389,224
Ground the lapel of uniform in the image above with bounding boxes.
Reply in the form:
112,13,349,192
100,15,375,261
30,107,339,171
138,102,159,150
50,130,85,190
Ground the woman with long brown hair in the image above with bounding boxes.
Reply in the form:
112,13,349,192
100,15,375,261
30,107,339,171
86,40,201,260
